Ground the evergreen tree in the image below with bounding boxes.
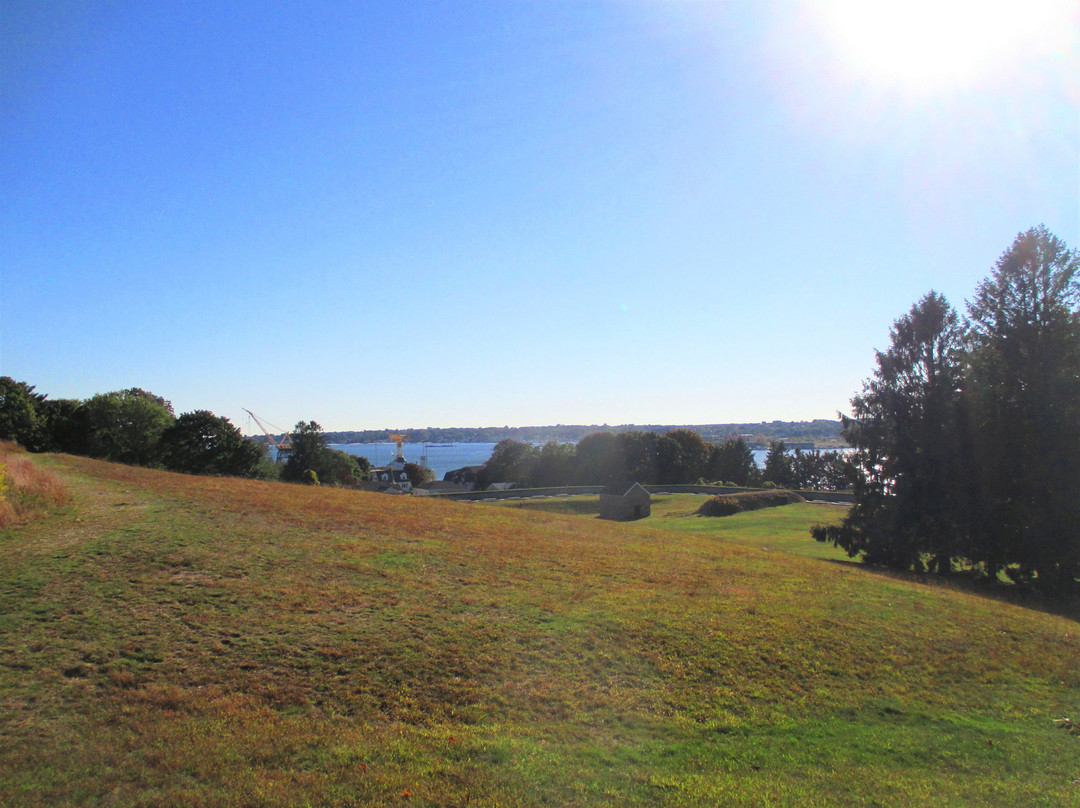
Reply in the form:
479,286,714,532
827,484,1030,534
762,441,795,489
706,438,757,485
964,226,1080,591
814,292,967,572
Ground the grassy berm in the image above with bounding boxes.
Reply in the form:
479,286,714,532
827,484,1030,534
2,455,1079,807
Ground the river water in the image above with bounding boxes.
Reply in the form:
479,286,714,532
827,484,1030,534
332,442,779,481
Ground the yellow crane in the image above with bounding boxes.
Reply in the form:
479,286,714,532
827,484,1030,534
243,409,293,456
388,434,409,460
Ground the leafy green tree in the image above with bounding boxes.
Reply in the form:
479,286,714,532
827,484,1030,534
617,431,662,485
965,226,1080,591
664,429,711,483
159,411,267,477
37,398,88,454
403,461,435,487
655,434,687,485
0,377,46,450
325,449,371,486
281,421,367,485
83,388,175,466
281,421,327,482
791,448,824,490
814,292,967,572
819,450,853,491
572,431,626,486
530,440,576,487
478,438,537,488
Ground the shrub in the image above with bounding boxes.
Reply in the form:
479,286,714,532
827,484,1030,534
0,446,71,527
698,490,803,517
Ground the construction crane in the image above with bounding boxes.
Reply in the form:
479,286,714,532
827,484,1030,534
243,409,293,458
388,434,409,460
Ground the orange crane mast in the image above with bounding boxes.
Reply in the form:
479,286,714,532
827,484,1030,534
243,409,293,455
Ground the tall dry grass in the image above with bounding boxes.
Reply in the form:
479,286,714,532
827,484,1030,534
0,442,71,527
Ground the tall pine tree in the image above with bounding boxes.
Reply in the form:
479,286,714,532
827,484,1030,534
965,226,1080,591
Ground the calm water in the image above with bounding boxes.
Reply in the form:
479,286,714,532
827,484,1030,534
333,442,497,480
332,442,777,481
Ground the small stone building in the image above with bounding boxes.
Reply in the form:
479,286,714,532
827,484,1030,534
599,482,651,521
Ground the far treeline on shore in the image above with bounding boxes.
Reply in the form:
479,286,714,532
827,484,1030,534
315,420,843,449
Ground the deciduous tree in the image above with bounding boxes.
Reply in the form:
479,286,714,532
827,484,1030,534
403,461,435,488
281,421,368,485
159,411,267,477
572,432,626,486
477,438,537,488
83,388,175,466
664,429,711,483
617,431,661,486
0,377,45,450
37,398,88,454
531,440,576,487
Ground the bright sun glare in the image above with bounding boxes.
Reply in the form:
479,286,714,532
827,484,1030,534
813,0,1075,92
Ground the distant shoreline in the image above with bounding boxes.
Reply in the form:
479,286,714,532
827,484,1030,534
259,420,846,450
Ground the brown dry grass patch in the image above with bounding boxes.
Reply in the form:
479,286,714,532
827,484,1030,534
0,443,72,527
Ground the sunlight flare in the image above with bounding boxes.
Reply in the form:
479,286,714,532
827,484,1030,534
811,0,1076,91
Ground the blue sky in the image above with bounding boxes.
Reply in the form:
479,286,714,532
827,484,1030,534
3,1,1077,433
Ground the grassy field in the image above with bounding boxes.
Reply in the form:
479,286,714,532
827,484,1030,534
2,454,1079,807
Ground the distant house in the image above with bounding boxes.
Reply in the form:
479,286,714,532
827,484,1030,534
369,463,412,493
599,482,651,521
354,479,409,495
413,480,468,496
444,465,484,490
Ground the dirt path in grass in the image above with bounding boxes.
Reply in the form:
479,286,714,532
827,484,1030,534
2,454,153,563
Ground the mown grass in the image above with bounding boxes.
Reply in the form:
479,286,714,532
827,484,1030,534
1,454,1078,807
493,493,852,561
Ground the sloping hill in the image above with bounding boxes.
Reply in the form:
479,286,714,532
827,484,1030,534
2,454,1078,807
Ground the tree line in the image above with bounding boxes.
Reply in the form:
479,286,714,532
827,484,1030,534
813,226,1080,596
475,429,852,491
320,419,843,448
0,385,371,487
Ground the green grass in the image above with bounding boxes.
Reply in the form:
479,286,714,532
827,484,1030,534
1,455,1079,806
494,493,853,560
